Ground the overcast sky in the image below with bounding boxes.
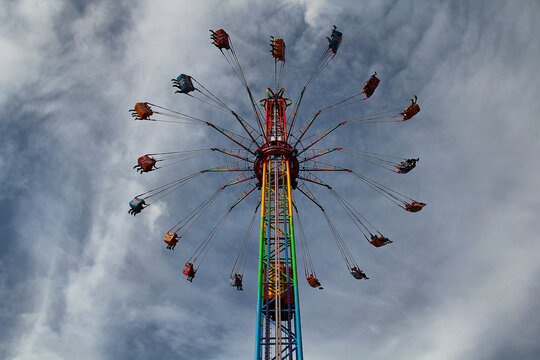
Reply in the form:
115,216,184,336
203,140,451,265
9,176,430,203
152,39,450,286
1,1,539,359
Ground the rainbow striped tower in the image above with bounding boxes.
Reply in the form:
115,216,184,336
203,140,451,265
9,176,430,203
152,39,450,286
254,88,302,360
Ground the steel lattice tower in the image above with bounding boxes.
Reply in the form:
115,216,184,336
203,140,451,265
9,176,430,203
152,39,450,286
255,89,303,359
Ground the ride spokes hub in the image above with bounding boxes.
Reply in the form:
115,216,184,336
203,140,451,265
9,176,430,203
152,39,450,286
254,140,299,187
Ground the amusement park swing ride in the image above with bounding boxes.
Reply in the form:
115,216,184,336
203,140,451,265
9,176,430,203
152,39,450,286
129,26,424,360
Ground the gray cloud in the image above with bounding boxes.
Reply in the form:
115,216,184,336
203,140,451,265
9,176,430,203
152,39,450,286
1,0,539,359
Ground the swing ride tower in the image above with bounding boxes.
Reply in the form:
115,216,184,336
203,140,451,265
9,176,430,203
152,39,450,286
128,25,425,360
254,89,302,359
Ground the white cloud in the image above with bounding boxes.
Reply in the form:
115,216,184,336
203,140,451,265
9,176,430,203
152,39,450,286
1,1,540,359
